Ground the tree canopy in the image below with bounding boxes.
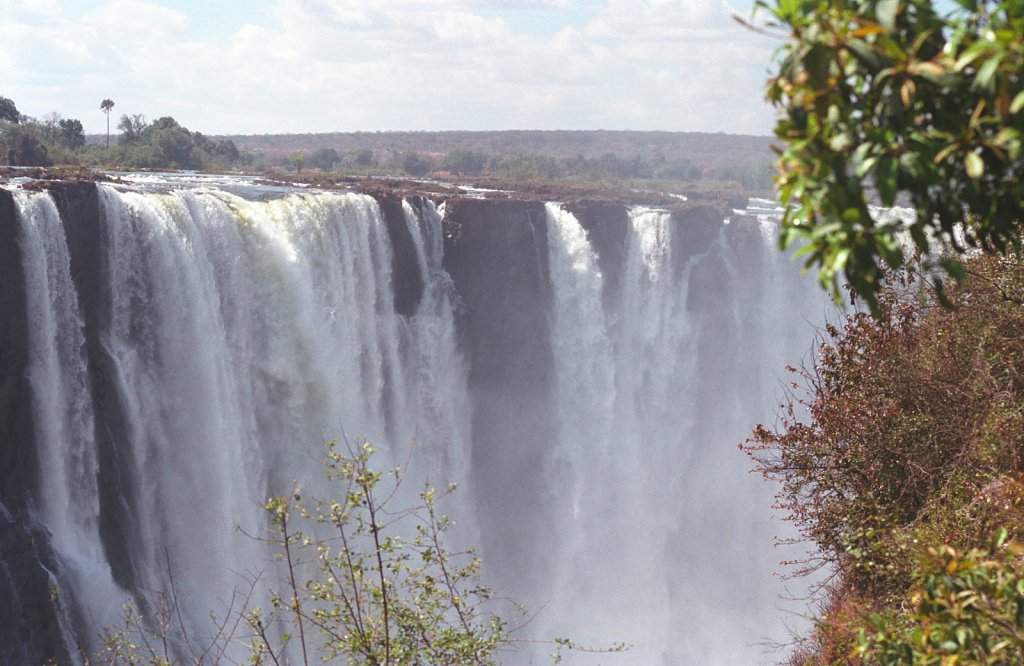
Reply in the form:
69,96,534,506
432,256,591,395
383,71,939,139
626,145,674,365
58,118,85,149
759,0,1024,309
117,113,147,144
0,96,19,124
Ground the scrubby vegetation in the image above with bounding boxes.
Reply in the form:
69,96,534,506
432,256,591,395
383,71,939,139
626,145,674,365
85,440,624,665
745,253,1024,664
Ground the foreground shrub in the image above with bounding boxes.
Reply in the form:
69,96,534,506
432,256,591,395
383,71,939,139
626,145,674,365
857,530,1024,664
87,440,624,665
251,439,509,665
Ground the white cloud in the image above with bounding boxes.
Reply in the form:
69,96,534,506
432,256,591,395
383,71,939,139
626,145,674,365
0,0,777,135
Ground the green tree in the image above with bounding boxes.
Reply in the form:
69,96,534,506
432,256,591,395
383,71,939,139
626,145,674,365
0,96,19,123
353,148,375,167
146,116,180,133
1,124,50,166
402,151,432,177
100,98,115,148
212,139,240,165
441,149,488,176
116,113,147,144
152,126,197,169
137,117,199,169
252,441,513,665
489,153,555,182
41,111,62,144
58,118,85,150
288,150,308,173
758,0,1024,310
308,147,341,170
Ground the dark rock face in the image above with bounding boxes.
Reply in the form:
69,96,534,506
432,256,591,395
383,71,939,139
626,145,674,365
0,512,73,666
440,197,736,592
441,198,559,590
374,194,425,317
566,201,630,307
0,188,37,512
670,203,726,269
0,188,73,666
49,182,141,596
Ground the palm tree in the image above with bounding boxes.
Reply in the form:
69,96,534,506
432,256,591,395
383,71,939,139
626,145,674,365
100,99,114,148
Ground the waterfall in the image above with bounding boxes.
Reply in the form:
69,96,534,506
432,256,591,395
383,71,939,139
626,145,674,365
0,180,831,665
14,190,123,658
532,203,829,663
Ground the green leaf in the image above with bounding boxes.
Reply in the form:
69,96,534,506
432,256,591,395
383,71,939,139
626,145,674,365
973,55,1003,92
1011,91,1024,115
991,127,1020,148
830,132,853,152
934,142,958,164
909,223,929,252
805,44,830,90
908,60,948,83
875,155,899,205
899,151,926,180
876,233,904,269
846,39,883,67
876,0,899,31
964,151,984,179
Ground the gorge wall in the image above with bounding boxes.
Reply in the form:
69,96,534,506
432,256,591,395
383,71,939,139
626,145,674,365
0,177,830,664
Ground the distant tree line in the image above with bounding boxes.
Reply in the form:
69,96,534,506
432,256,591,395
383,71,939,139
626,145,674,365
275,144,773,190
2,92,771,191
0,94,246,170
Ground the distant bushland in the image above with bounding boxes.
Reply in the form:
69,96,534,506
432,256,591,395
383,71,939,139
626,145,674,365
3,91,774,194
222,129,775,194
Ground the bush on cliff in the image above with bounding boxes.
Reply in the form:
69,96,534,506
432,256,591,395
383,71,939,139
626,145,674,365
745,253,1024,663
856,531,1024,664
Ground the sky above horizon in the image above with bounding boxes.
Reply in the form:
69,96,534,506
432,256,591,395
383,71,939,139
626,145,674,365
0,0,782,136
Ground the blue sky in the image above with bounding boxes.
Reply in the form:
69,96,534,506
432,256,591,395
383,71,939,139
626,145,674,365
1,0,781,135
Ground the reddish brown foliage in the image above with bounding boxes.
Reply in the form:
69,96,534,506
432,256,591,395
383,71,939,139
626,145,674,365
745,256,1024,600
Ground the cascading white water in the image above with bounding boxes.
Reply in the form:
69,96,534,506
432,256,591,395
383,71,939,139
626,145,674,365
10,184,475,659
6,180,832,665
535,203,830,664
14,190,125,654
537,204,703,662
16,190,99,554
399,199,474,489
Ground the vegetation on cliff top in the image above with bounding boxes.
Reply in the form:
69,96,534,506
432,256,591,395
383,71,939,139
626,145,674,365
0,104,244,173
